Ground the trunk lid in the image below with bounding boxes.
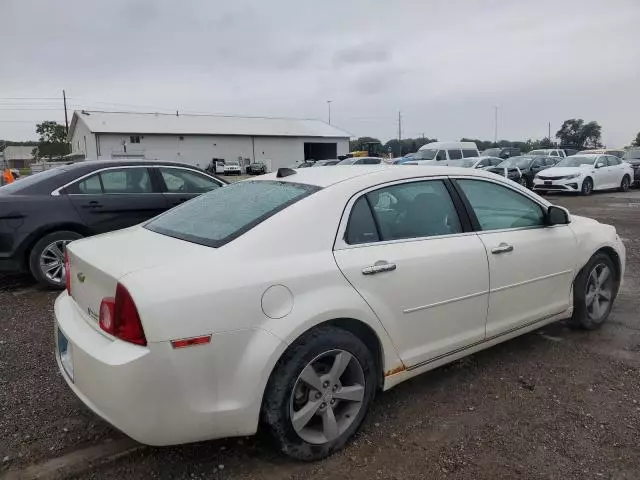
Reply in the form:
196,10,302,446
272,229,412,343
66,226,210,328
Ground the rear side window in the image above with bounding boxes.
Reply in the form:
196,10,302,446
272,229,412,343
146,180,319,247
462,149,479,158
435,150,447,161
76,174,102,194
448,149,463,160
345,180,462,244
606,156,620,166
68,168,152,194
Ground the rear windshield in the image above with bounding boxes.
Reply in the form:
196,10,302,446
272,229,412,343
145,180,320,247
0,165,69,194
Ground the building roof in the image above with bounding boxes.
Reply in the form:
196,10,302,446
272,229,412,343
69,110,351,139
3,146,35,160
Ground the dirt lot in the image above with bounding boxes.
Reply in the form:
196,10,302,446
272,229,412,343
1,191,639,480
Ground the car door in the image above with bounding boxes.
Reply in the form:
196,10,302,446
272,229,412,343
604,156,624,188
66,166,169,234
592,155,610,189
156,166,224,207
333,178,489,367
454,178,577,338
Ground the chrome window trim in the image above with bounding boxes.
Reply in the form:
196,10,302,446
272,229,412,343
50,164,222,196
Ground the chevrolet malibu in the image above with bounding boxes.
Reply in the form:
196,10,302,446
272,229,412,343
55,165,625,460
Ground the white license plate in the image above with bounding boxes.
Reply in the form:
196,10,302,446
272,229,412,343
57,328,74,382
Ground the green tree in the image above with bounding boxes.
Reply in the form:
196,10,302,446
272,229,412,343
631,132,640,147
555,119,602,148
34,121,70,160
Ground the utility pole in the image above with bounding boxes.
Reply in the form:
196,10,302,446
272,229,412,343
548,121,551,144
327,100,332,124
494,105,498,145
63,90,69,136
398,111,402,157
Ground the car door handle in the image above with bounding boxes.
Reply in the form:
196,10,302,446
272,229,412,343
362,262,397,275
82,201,103,209
491,243,514,254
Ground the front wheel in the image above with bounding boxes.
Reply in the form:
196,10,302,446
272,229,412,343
262,326,377,460
570,253,617,330
619,175,631,192
581,177,593,196
29,230,83,289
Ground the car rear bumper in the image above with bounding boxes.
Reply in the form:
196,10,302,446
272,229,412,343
54,292,284,446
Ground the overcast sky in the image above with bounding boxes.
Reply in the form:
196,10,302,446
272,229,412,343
1,0,639,146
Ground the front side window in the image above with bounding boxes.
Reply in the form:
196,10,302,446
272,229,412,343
146,180,319,247
160,167,221,194
456,179,545,231
100,168,152,194
448,149,463,160
606,156,620,166
435,150,447,161
462,149,479,158
345,180,462,244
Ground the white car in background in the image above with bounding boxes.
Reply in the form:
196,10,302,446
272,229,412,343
55,165,625,460
528,148,567,158
223,161,242,175
533,154,634,195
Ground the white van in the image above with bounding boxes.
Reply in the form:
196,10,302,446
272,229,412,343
413,141,480,165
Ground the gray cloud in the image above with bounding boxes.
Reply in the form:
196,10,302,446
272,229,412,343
1,0,639,146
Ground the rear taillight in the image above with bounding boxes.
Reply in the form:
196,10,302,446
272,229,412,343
64,251,71,295
99,283,147,346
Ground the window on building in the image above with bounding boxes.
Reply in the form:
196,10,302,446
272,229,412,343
130,135,141,144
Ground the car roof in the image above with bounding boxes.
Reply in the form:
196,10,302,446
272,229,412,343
253,164,506,188
56,159,207,171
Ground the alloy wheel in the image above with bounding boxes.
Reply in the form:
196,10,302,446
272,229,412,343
289,349,365,445
39,240,71,284
585,263,613,322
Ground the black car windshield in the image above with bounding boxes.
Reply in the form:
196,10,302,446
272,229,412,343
497,157,533,169
412,149,437,160
145,180,320,247
0,165,70,194
556,156,596,167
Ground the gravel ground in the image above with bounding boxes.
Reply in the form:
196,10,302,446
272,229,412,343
1,190,639,479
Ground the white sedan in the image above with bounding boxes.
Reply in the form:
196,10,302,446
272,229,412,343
533,153,634,195
55,165,625,460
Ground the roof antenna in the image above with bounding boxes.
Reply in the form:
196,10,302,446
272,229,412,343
276,167,297,178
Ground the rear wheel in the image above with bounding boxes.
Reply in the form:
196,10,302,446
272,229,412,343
29,231,82,289
581,177,593,196
570,252,617,330
262,326,376,460
619,175,630,192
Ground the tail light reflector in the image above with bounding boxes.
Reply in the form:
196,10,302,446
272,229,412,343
64,251,71,295
99,283,147,346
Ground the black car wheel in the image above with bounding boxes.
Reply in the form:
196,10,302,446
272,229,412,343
29,230,83,289
262,325,376,461
581,177,593,196
570,252,617,330
619,175,630,192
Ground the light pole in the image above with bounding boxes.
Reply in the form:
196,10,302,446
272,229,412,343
494,105,499,145
327,100,332,124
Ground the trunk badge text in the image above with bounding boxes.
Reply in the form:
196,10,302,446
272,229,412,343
88,307,98,321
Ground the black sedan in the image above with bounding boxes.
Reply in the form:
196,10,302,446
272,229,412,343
0,160,226,287
485,155,560,188
246,162,267,175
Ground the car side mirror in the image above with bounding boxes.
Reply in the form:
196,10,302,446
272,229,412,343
595,162,605,169
547,205,570,225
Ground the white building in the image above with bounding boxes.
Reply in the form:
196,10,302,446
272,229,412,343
68,110,350,171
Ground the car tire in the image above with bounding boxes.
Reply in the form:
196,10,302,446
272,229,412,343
262,325,377,461
581,177,593,196
569,252,617,330
29,230,83,289
619,175,631,192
